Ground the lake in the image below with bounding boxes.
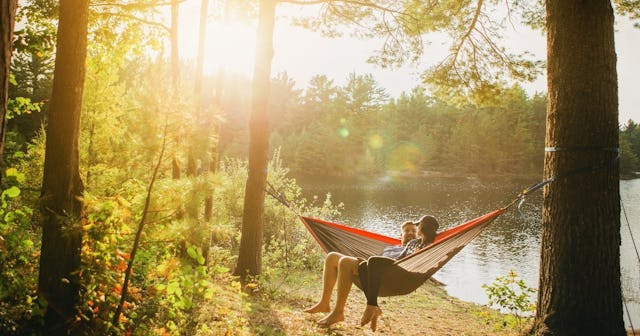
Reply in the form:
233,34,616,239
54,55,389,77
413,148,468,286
296,175,640,330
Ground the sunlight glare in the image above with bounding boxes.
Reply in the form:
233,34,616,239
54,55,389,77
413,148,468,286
205,21,256,77
179,8,256,78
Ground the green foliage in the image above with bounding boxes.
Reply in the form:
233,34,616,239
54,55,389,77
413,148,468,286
274,79,547,177
482,270,536,331
150,244,218,334
78,193,137,334
3,74,45,169
0,169,42,335
12,0,57,93
6,96,43,120
616,0,640,26
620,120,640,175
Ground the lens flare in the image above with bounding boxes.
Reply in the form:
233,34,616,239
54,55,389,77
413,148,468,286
339,127,350,138
368,134,384,149
385,142,426,175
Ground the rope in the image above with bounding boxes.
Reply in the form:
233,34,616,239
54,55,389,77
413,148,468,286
545,146,619,152
622,198,639,336
622,199,640,266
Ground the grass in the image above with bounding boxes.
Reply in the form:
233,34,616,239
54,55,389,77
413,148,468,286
194,269,527,336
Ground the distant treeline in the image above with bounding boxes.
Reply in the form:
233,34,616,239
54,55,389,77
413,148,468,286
215,72,639,178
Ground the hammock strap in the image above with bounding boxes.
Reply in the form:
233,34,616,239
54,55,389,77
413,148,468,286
265,180,295,212
506,146,619,211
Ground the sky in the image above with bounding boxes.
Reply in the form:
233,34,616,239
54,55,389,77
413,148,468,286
178,3,640,124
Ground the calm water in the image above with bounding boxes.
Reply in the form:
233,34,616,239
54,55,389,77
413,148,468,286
296,175,640,329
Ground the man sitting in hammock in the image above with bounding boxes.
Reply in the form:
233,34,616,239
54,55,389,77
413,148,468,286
304,215,439,330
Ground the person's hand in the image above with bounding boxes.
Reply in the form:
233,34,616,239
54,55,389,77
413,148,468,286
360,305,382,331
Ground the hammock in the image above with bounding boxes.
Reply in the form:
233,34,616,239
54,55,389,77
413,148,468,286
299,208,506,297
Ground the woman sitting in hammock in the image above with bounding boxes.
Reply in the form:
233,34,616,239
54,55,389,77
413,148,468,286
304,215,439,330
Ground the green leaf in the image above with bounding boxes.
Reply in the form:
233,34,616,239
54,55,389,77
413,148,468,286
204,287,216,299
22,239,33,248
167,282,180,295
3,186,20,198
187,246,198,260
5,168,18,177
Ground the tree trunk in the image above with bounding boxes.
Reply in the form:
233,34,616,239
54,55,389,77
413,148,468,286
204,70,224,245
171,0,181,180
171,0,179,95
0,0,17,172
532,1,624,335
37,0,89,334
234,0,276,280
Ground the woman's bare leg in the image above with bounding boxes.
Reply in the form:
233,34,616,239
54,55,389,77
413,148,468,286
317,256,359,326
304,252,343,313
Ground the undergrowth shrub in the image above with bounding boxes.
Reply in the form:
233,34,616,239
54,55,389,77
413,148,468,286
2,141,346,334
482,269,536,331
0,169,43,335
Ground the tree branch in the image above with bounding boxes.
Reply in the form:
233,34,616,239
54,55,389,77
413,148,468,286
279,0,411,18
93,11,170,33
90,0,188,8
113,117,169,326
449,0,484,79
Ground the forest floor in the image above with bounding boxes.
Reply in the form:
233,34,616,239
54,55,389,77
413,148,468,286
196,269,530,336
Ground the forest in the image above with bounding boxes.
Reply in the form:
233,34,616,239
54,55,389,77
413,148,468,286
1,0,639,335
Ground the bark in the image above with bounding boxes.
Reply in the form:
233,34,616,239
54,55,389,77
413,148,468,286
532,1,624,335
0,0,17,172
37,0,89,334
234,0,276,280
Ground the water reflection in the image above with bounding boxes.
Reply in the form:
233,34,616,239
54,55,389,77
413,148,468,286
296,175,639,329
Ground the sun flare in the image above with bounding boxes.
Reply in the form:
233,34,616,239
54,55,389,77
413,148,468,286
179,9,257,78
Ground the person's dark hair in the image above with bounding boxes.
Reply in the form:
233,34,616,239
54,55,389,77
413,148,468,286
416,215,439,234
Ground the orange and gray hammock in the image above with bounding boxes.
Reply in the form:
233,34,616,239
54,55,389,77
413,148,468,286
298,208,505,296
265,149,622,298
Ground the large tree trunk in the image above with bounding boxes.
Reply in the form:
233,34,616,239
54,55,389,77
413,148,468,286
234,0,276,280
0,0,17,172
532,1,624,335
37,0,88,334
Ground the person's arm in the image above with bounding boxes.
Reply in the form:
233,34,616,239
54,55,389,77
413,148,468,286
380,245,404,259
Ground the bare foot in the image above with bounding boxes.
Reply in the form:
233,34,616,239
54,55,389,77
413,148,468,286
317,311,344,327
304,302,330,313
360,305,382,331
